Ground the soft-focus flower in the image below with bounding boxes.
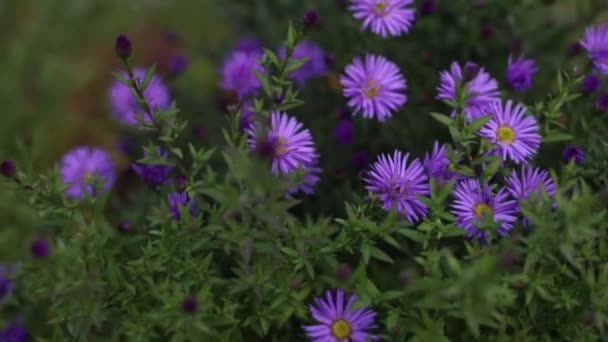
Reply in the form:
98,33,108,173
219,50,264,100
167,192,197,221
505,54,538,92
580,24,608,75
1,319,27,342
364,150,429,223
596,93,608,111
451,179,518,239
110,68,171,125
334,120,355,145
340,54,407,122
303,289,377,342
562,145,584,165
169,54,189,75
506,167,556,201
303,9,322,28
247,111,317,175
0,264,16,302
132,149,173,189
30,238,50,259
279,41,328,86
1,160,16,178
581,74,601,94
423,142,458,185
437,61,500,121
479,100,541,164
348,0,416,38
234,36,262,53
60,147,115,199
287,154,322,195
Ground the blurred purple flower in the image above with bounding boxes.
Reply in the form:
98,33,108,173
580,24,608,75
169,54,189,75
60,147,115,199
334,120,355,145
167,192,198,221
581,74,601,94
505,54,538,92
278,40,328,86
562,145,584,165
132,149,173,189
219,50,264,100
596,93,608,111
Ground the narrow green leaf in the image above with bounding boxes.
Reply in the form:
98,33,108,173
430,112,454,126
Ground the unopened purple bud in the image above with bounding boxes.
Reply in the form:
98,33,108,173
303,9,321,28
169,54,189,75
481,25,494,40
419,0,436,16
562,145,584,165
596,94,608,111
181,295,198,314
117,221,132,233
336,263,352,281
30,238,50,259
581,74,601,94
1,159,16,178
115,34,132,59
174,175,188,192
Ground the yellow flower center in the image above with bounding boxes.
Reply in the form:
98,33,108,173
275,137,288,156
331,319,351,339
474,203,493,219
83,171,93,181
496,125,515,144
365,79,381,99
374,1,387,14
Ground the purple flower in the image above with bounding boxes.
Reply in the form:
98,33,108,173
234,36,262,53
580,24,608,75
562,145,584,165
132,149,173,189
110,68,171,126
167,192,197,221
287,154,322,195
451,179,518,240
581,74,601,94
349,0,416,38
505,54,538,92
437,61,501,121
506,167,556,201
333,120,355,145
364,150,429,223
0,264,16,302
423,142,458,185
340,54,407,122
479,100,541,164
278,41,328,86
60,147,115,199
169,54,189,75
303,289,378,342
596,93,608,111
247,111,317,175
1,319,27,342
219,50,264,100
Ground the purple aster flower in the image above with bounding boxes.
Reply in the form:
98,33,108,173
562,145,584,165
60,147,115,199
167,192,197,221
580,24,608,75
340,54,407,122
364,150,429,223
437,61,500,121
234,36,262,53
352,150,370,170
423,142,458,185
451,179,518,240
0,264,16,302
506,167,556,201
1,319,27,342
219,50,264,100
278,41,328,86
287,154,322,195
132,149,173,189
348,0,416,38
505,54,538,92
110,68,171,126
247,111,317,175
334,119,355,145
479,100,541,164
596,93,608,111
581,74,601,94
303,289,377,342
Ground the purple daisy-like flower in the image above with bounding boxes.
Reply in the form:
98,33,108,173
349,0,416,38
479,100,541,164
132,149,173,189
303,289,377,342
247,111,317,175
219,50,264,100
451,179,518,239
340,54,407,122
364,150,429,223
334,119,355,145
60,147,115,199
423,142,458,185
167,192,197,221
505,54,538,92
506,167,556,201
110,68,171,126
278,40,328,86
437,61,501,121
287,154,322,195
580,24,608,75
0,264,16,302
1,319,27,342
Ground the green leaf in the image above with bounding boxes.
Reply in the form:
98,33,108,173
370,245,394,263
543,133,573,143
141,64,157,90
283,57,309,77
466,114,492,134
397,228,425,242
263,48,280,67
253,69,272,98
430,112,454,126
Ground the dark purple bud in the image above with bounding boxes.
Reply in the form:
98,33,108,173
509,38,522,54
324,53,336,67
422,51,434,65
335,107,351,119
30,238,50,259
192,123,206,142
273,94,284,105
463,62,481,82
562,145,584,165
0,272,13,301
1,160,16,178
352,150,370,170
336,263,352,282
181,295,198,314
169,54,189,75
595,93,608,111
419,0,436,16
498,251,520,272
115,34,132,59
303,9,321,28
333,120,355,145
481,25,494,40
399,270,417,286
174,175,188,192
581,74,601,94
117,221,132,233
1,320,27,341
568,42,583,56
